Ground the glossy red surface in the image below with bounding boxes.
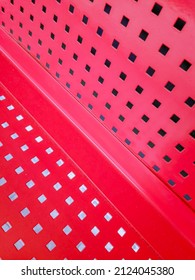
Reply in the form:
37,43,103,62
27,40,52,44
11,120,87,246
0,0,195,259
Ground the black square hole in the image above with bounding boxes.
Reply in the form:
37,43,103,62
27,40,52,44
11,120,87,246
30,14,34,21
138,151,145,158
65,24,70,33
69,68,74,75
151,3,163,15
40,23,44,30
185,97,195,107
82,15,88,24
69,4,74,13
148,141,155,148
153,165,160,171
85,64,91,72
97,26,103,36
105,59,111,67
58,58,63,65
98,76,104,84
133,127,139,135
142,115,149,122
152,99,161,108
184,194,191,201
170,114,180,123
139,29,149,41
28,30,32,36
135,85,143,94
159,44,169,55
126,101,133,109
31,0,35,3
146,66,155,76
119,115,125,122
121,16,129,27
77,35,83,44
128,52,137,62
38,39,42,45
19,22,23,28
73,53,78,60
125,138,131,145
112,39,119,49
104,3,112,14
158,129,166,137
189,130,195,139
180,170,188,177
93,91,98,98
168,179,175,186
50,33,55,40
120,72,127,81
105,102,111,109
112,88,118,96
180,59,192,71
91,47,96,55
175,143,184,151
53,15,58,22
81,80,86,86
165,81,175,91
42,5,46,13
20,6,24,13
61,42,66,50
174,17,186,31
164,155,171,162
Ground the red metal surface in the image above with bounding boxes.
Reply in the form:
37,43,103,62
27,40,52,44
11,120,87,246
0,0,195,259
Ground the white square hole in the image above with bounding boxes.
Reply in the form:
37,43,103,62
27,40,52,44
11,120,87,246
15,166,24,174
45,147,53,154
38,194,47,203
67,171,76,180
0,177,7,186
0,95,6,101
65,196,74,205
20,207,30,217
9,192,18,201
25,125,33,131
42,169,50,177
63,225,72,235
26,180,35,189
50,209,59,219
132,243,140,253
53,182,62,191
56,159,64,166
78,211,86,220
91,226,100,236
2,222,12,232
4,153,13,161
16,115,24,121
33,223,43,234
104,212,112,221
91,198,99,207
31,156,39,164
14,239,25,250
35,136,43,143
1,122,9,128
11,133,19,139
118,227,126,237
0,141,3,147
21,144,29,151
79,184,87,193
7,105,14,110
46,240,56,251
76,241,86,252
105,242,114,252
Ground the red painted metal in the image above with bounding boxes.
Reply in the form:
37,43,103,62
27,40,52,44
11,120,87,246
0,0,195,259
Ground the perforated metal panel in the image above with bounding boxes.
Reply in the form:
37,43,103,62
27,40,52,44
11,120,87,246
0,0,195,259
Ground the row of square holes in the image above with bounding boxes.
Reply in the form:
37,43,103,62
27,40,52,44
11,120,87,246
12,0,187,32
2,0,192,72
